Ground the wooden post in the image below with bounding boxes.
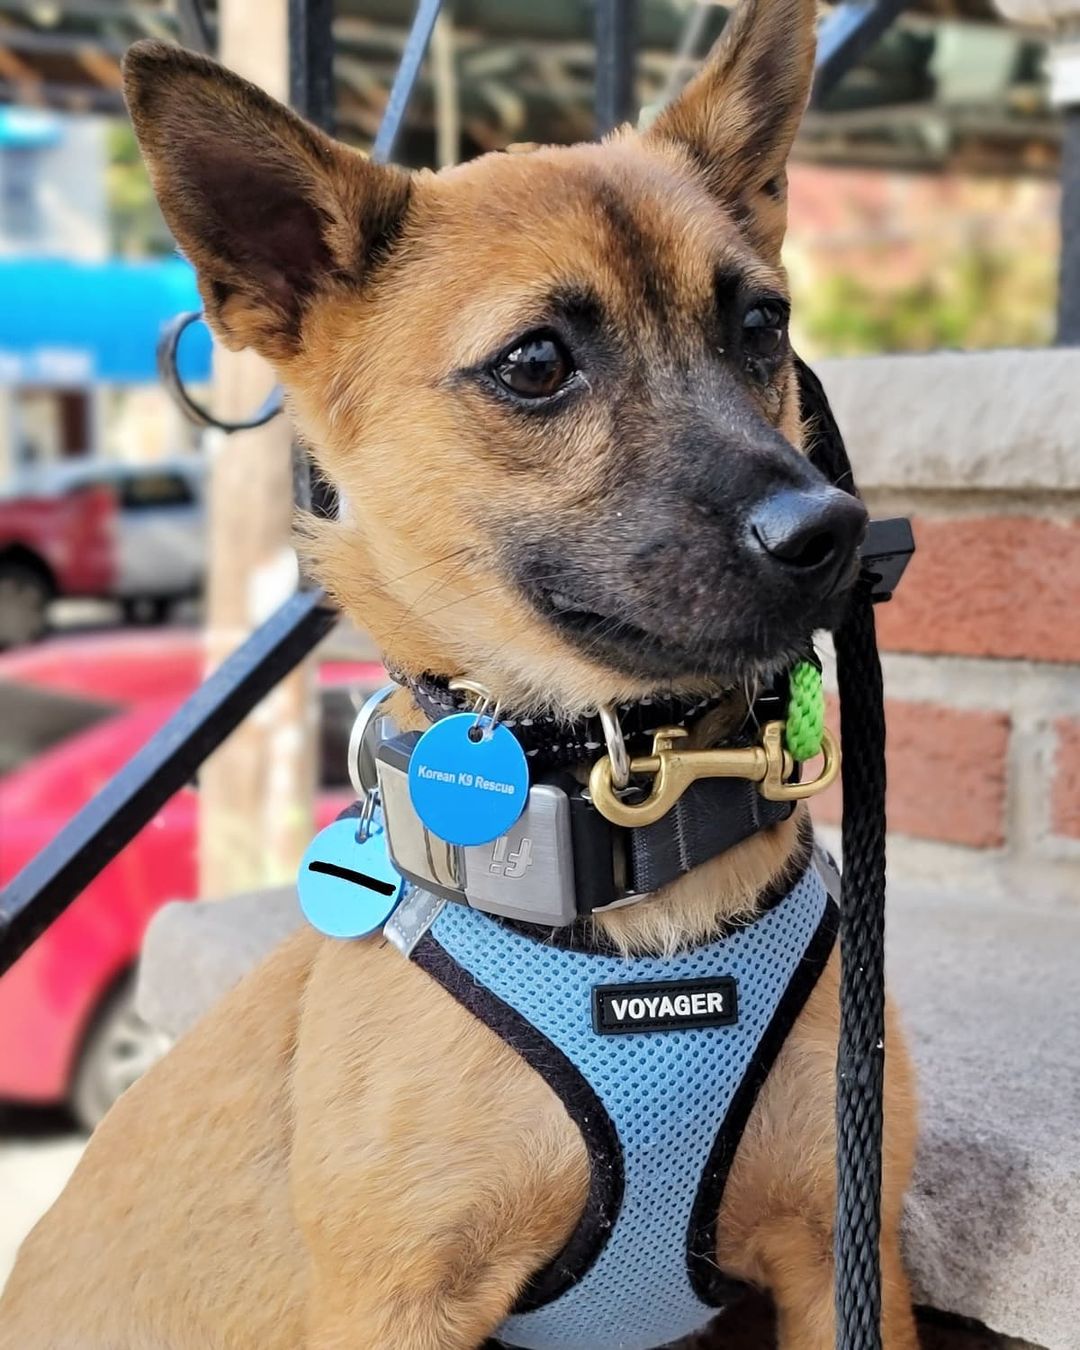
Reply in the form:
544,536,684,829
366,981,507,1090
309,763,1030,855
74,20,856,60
198,0,317,899
431,9,460,169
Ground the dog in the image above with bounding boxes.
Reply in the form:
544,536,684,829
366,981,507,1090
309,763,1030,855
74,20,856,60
0,1,919,1346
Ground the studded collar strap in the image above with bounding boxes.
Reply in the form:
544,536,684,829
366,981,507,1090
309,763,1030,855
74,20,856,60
396,672,753,776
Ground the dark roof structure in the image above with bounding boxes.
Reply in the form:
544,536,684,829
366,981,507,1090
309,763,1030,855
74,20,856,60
0,0,1061,175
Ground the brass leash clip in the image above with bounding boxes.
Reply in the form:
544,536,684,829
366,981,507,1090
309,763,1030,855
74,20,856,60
588,721,841,829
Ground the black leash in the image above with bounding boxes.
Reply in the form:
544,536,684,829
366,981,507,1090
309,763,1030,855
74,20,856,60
798,356,887,1350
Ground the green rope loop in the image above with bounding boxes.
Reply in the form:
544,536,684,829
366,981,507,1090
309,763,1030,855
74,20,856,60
785,660,825,762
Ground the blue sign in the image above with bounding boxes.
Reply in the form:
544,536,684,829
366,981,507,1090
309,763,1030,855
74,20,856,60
0,108,62,150
0,258,212,386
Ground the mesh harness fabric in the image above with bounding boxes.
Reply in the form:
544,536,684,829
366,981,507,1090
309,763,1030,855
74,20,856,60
410,862,839,1350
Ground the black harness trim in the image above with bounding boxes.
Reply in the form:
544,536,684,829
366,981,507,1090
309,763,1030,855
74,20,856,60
686,896,841,1305
412,933,625,1313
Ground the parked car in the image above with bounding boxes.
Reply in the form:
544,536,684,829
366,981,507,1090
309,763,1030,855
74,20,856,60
0,481,114,647
0,631,384,1129
0,458,205,647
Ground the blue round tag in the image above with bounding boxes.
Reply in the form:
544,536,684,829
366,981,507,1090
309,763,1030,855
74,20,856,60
408,714,529,846
297,816,405,940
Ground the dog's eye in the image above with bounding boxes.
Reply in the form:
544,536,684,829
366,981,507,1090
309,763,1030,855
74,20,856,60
492,332,575,400
742,302,788,359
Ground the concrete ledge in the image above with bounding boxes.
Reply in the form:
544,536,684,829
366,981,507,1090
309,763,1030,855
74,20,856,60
135,887,301,1040
138,883,1078,1349
815,349,1080,492
888,893,1079,1350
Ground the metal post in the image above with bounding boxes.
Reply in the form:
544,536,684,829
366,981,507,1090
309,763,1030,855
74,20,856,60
992,10,1080,330
594,0,638,135
372,0,443,164
1059,102,1080,342
288,0,336,514
289,0,335,133
176,0,213,55
811,0,908,106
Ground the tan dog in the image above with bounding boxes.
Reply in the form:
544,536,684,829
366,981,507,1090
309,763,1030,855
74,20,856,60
0,2,919,1346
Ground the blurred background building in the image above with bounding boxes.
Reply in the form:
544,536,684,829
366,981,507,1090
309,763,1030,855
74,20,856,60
1,9,1079,1345
0,100,208,479
0,0,1065,365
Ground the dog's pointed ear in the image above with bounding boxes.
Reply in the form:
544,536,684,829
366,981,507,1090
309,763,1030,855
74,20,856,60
645,0,816,262
122,40,411,361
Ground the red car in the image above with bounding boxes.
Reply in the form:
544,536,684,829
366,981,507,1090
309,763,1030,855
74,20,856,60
0,460,208,648
0,482,115,647
0,630,383,1128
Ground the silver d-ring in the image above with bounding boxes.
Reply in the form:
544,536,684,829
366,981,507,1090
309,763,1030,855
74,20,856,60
599,704,630,790
348,683,398,800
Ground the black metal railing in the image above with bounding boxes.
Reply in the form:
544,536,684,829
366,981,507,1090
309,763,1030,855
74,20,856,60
0,0,905,970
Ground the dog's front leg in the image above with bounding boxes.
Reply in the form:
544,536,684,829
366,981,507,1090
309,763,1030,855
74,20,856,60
302,1257,524,1350
295,1114,586,1350
290,943,590,1350
299,1182,576,1350
716,951,921,1350
763,1231,918,1350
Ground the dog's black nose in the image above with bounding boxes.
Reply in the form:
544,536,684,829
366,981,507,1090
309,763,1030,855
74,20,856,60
746,487,867,590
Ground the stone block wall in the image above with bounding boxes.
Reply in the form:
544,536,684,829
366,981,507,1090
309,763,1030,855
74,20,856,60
811,348,1080,902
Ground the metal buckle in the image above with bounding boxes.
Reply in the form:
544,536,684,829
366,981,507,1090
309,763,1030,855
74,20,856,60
588,721,841,828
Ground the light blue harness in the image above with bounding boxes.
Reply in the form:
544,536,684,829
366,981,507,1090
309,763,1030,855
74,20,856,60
409,861,837,1350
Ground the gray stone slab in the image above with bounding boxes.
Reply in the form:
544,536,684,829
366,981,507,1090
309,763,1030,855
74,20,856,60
889,889,1080,1349
137,882,1080,1347
816,349,1080,493
135,888,302,1040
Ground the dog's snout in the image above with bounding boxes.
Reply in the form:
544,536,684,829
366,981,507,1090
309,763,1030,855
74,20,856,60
746,487,867,588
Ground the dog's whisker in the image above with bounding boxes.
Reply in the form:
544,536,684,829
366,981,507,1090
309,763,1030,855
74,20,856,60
386,553,483,643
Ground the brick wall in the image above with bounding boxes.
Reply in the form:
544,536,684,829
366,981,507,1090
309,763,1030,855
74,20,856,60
812,349,1080,901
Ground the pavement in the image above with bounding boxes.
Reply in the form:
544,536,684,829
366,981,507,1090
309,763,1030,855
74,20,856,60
0,1112,84,1291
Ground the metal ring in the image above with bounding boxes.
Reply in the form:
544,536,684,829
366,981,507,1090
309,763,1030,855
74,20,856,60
355,788,379,844
448,677,501,739
599,704,630,790
347,683,399,800
447,676,491,707
156,311,284,433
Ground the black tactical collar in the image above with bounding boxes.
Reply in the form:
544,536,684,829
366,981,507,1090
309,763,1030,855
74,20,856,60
395,670,784,776
380,670,799,917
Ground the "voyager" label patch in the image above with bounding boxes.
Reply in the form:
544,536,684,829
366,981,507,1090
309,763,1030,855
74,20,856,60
592,977,739,1035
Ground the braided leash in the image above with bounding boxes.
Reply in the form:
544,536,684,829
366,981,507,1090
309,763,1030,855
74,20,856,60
832,590,887,1349
785,660,826,763
797,357,888,1350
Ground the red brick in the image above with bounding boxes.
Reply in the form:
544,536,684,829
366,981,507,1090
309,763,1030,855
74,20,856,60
1051,718,1080,840
813,698,1010,849
876,517,1080,663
